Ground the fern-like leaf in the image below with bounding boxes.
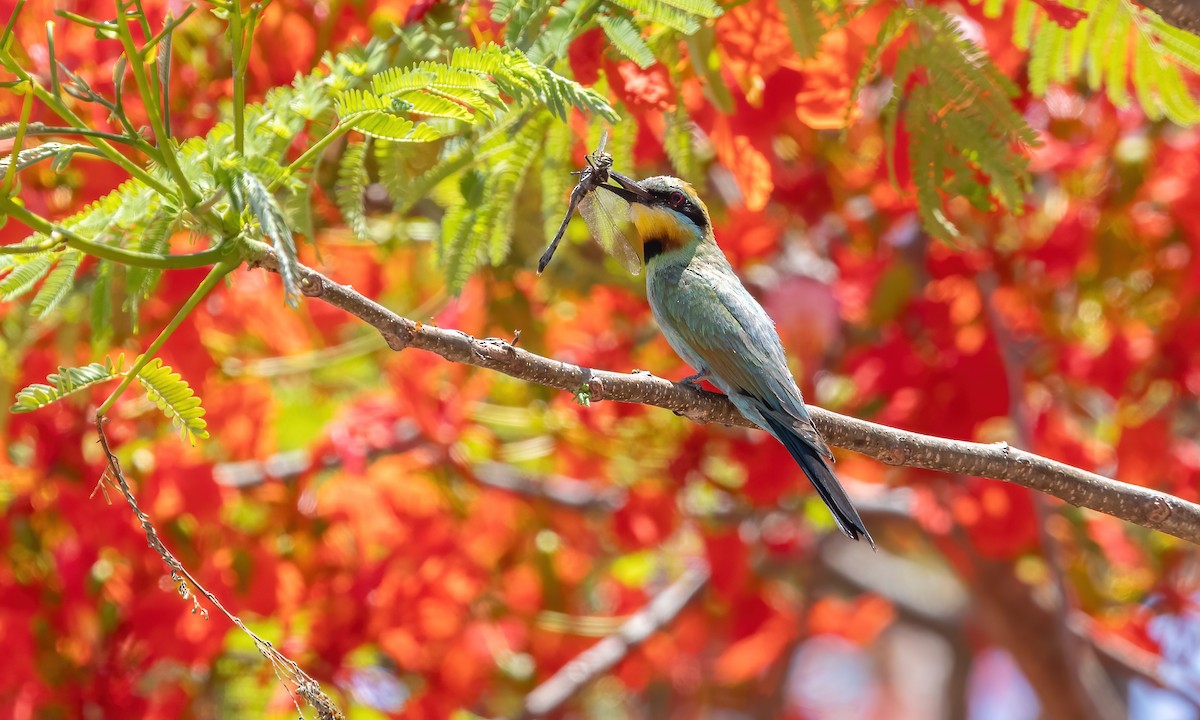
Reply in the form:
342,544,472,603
780,0,827,59
136,358,209,444
983,0,1200,126
336,141,370,240
230,170,302,307
125,207,181,326
0,142,96,174
485,112,551,265
10,356,125,413
885,7,1038,242
30,250,81,318
597,14,655,68
0,253,56,301
336,89,444,141
604,0,720,34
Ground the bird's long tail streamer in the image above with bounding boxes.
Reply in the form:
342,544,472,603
763,414,875,548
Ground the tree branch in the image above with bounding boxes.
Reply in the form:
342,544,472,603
1137,0,1200,35
248,249,1200,546
516,563,710,718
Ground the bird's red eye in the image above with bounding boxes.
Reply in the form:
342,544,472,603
668,191,685,208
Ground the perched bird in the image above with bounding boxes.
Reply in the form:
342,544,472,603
601,172,873,546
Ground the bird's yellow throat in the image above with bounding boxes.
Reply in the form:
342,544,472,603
629,204,694,254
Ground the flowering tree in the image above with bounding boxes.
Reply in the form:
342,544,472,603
3,0,1200,717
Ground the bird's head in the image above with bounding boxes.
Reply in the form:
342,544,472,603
601,173,712,262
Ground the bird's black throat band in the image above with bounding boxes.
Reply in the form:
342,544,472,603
643,238,665,262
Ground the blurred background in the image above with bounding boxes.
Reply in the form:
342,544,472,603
2,0,1200,718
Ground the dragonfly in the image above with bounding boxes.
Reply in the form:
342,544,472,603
537,131,642,276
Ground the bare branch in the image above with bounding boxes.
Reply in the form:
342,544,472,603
248,249,1200,546
517,563,710,718
94,417,344,720
1137,0,1200,35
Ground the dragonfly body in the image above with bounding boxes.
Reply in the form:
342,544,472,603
537,132,641,275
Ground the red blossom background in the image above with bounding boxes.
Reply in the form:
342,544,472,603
2,0,1200,718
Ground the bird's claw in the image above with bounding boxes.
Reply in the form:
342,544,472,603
679,370,709,390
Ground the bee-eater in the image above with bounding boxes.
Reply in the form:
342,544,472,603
601,173,873,546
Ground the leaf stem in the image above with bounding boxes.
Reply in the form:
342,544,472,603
9,124,142,146
113,0,200,207
0,197,227,269
1,87,33,194
270,121,356,191
96,258,239,416
142,6,195,52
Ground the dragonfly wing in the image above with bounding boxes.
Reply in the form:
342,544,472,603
579,187,642,275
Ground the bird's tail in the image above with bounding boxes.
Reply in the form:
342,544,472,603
763,414,875,548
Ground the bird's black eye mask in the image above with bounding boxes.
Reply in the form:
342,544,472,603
649,189,708,231
600,175,708,231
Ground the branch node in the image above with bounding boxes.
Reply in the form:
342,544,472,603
1149,498,1172,524
880,447,907,466
384,320,414,351
300,273,324,297
588,377,605,403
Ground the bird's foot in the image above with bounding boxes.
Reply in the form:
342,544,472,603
679,370,708,390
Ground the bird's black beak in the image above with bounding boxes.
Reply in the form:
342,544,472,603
599,171,652,204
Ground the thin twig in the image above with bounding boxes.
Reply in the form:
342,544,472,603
517,563,710,718
94,416,344,720
248,247,1200,545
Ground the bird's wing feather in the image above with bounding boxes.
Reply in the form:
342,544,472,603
654,262,832,458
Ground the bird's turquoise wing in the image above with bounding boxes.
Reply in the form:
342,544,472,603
652,260,832,457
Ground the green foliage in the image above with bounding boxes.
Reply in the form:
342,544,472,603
780,0,833,59
604,0,722,35
976,0,1200,125
227,169,302,306
335,141,370,240
438,112,552,292
845,9,911,131
884,6,1039,242
29,250,81,318
136,358,209,444
339,43,616,146
597,14,655,68
0,252,57,301
125,209,181,325
10,356,125,413
540,119,576,246
0,142,101,174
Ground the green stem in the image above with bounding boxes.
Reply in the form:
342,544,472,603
142,6,195,52
2,88,33,193
230,2,246,156
96,258,239,416
0,197,227,269
14,125,140,146
0,49,173,196
114,1,200,207
270,121,355,192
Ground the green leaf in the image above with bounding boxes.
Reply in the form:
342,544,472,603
780,0,826,59
336,89,444,142
125,207,181,326
90,261,113,349
885,7,1038,242
136,358,209,444
336,141,370,240
597,14,655,68
0,253,55,301
230,170,302,307
11,356,125,413
30,250,81,319
0,142,96,174
605,0,702,34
